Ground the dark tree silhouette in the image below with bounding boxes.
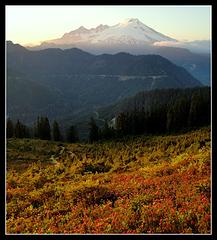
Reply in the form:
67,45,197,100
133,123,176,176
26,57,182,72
14,120,30,138
115,87,210,137
88,117,99,143
66,125,79,143
34,116,51,140
7,118,14,138
52,120,62,141
101,121,114,140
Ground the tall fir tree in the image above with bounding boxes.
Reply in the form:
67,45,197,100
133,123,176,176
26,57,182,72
42,117,51,140
188,89,210,128
7,118,14,138
66,125,78,143
35,116,51,140
14,120,23,138
188,92,202,128
101,121,114,140
116,112,128,135
52,120,62,141
166,105,174,132
14,120,29,138
34,117,40,138
88,117,99,143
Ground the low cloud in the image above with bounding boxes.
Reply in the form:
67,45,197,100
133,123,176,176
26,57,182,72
153,41,186,47
153,40,211,53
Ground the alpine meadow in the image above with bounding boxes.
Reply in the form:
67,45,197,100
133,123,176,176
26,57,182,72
6,6,211,235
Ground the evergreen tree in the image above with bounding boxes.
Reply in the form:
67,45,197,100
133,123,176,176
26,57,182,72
66,125,78,143
175,98,190,131
112,87,210,137
34,117,40,138
116,112,129,136
14,120,29,138
14,120,23,138
134,109,146,134
88,117,99,143
24,126,30,138
42,117,51,140
188,89,210,128
166,105,174,132
7,118,14,138
52,120,62,141
188,92,202,128
35,116,51,140
101,121,114,140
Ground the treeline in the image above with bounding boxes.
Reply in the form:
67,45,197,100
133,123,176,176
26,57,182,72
89,87,211,141
115,87,210,136
6,115,114,143
7,87,210,143
6,116,79,143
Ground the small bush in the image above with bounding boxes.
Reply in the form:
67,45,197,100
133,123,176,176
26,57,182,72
196,183,210,198
80,162,111,174
72,186,118,207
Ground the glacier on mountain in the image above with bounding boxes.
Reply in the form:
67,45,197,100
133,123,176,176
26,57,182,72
38,18,177,48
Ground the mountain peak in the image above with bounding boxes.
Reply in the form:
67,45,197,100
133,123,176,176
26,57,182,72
7,41,28,53
119,18,143,26
35,18,177,50
95,24,109,31
76,26,88,32
7,40,14,45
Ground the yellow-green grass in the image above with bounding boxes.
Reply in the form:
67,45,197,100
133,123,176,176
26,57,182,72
6,127,211,234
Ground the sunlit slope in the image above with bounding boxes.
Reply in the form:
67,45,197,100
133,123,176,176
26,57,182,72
7,127,211,233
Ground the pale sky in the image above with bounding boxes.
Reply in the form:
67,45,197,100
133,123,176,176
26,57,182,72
6,5,211,46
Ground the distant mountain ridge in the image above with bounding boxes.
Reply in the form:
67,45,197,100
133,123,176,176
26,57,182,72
7,41,202,126
7,41,201,80
155,46,210,85
23,18,210,85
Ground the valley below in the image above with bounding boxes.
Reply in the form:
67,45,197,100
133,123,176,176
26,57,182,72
7,41,204,137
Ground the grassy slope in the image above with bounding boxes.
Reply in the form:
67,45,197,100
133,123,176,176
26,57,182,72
6,127,211,234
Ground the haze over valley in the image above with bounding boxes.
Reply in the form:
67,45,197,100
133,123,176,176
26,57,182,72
7,39,203,137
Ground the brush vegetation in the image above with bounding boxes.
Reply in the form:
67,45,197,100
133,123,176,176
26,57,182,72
6,127,211,234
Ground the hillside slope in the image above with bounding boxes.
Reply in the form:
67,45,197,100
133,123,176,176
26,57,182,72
98,87,210,120
7,68,72,123
7,127,211,233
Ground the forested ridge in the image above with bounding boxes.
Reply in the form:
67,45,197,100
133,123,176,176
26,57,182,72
114,86,210,136
7,86,210,142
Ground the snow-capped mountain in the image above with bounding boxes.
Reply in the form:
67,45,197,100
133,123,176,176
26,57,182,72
35,18,177,50
25,18,210,86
